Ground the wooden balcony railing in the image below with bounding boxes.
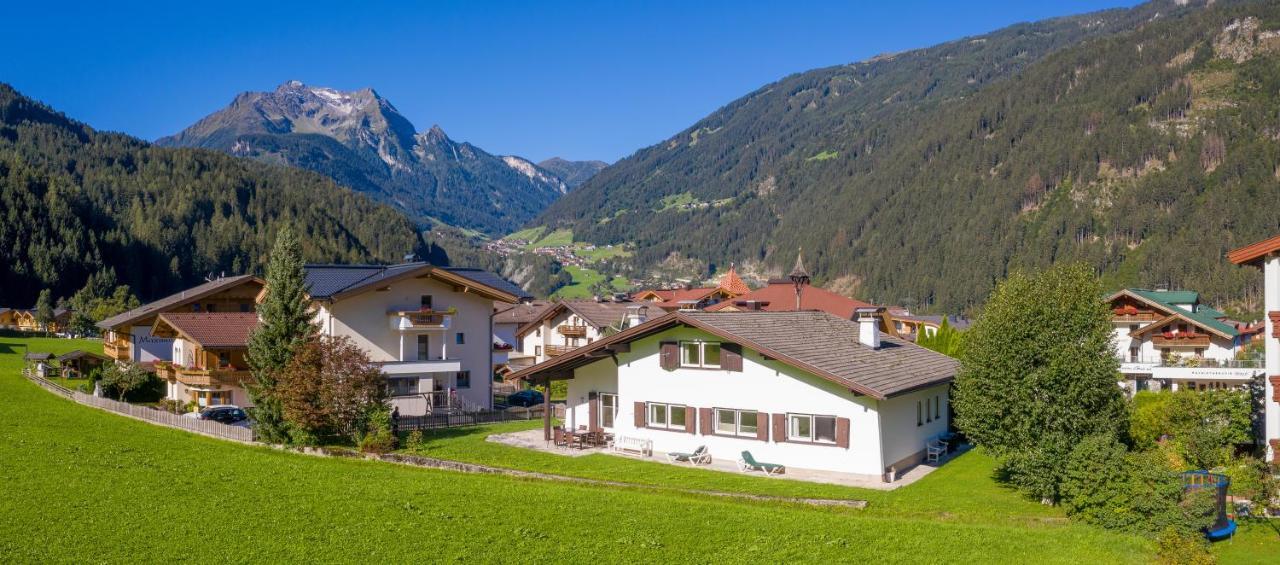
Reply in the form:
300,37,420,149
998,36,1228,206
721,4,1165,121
558,325,588,338
1152,334,1210,347
103,340,130,361
545,345,577,357
155,363,252,387
389,309,451,329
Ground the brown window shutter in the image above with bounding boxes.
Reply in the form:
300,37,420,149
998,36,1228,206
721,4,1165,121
721,343,743,371
634,401,646,428
659,341,678,370
836,417,850,448
699,407,712,435
772,413,786,443
756,412,769,441
588,391,599,432
685,407,696,434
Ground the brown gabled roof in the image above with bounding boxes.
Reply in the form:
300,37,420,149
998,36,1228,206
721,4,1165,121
1127,312,1234,340
303,263,527,304
493,300,554,325
1228,234,1280,266
56,350,109,362
517,300,637,336
510,310,958,400
97,275,264,330
718,266,751,295
152,312,259,348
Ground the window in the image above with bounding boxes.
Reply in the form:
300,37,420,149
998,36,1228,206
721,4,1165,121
455,370,471,389
647,402,687,430
217,351,231,367
679,341,721,369
389,378,417,396
420,295,433,310
417,335,430,361
714,408,759,437
1129,347,1139,362
599,393,617,429
206,304,217,313
788,413,837,443
536,328,542,337
934,395,941,420
239,303,252,313
191,303,201,312
917,401,923,426
925,398,933,423
455,333,465,345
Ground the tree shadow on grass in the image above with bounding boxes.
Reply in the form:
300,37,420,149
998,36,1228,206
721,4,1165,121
0,342,24,356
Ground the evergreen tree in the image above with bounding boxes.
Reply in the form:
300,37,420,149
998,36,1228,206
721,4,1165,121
247,226,317,443
34,289,53,331
952,262,1127,503
916,318,964,357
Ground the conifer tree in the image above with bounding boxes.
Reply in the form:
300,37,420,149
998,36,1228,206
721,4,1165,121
34,289,54,331
247,225,317,443
953,262,1127,503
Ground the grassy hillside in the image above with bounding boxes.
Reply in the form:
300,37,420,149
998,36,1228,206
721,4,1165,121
0,336,1167,563
535,0,1280,314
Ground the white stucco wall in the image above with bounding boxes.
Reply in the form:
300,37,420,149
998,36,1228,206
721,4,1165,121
1266,256,1279,462
561,326,951,475
316,276,498,410
131,325,173,363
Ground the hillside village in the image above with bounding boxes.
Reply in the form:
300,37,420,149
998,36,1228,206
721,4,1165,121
5,1,1280,563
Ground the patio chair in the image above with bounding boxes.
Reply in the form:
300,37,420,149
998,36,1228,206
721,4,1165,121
926,439,946,464
737,450,784,475
666,445,711,466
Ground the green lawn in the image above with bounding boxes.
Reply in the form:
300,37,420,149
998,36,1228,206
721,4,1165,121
551,265,629,299
0,335,1262,562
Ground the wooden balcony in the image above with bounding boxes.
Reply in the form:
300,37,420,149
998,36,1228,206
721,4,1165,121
156,362,252,387
557,325,588,338
1152,334,1210,347
545,345,577,357
103,339,130,361
389,309,452,330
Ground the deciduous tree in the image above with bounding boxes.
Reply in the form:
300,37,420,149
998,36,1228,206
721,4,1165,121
278,335,386,445
953,262,1127,503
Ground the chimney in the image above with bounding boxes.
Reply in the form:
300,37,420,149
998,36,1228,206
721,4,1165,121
854,306,884,349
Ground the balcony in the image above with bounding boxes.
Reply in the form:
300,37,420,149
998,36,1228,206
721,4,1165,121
1120,356,1264,381
388,309,452,332
1151,332,1210,347
380,359,462,375
545,345,577,357
103,339,130,361
557,325,588,338
155,362,252,387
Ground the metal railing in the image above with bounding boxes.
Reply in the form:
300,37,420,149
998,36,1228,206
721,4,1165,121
1120,356,1264,369
396,409,532,431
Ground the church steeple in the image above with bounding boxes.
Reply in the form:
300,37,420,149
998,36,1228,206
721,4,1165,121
789,250,810,311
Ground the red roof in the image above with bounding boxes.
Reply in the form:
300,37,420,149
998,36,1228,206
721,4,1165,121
705,282,875,319
1228,234,1280,266
718,267,751,295
153,312,259,348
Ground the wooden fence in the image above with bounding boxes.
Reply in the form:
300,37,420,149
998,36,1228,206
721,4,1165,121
23,370,255,443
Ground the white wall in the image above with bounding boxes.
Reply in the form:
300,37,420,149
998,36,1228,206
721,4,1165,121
131,325,173,363
1266,256,1279,462
562,326,948,475
317,276,498,410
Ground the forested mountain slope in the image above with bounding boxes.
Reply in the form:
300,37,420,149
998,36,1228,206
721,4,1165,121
158,81,567,235
0,83,441,307
535,0,1280,313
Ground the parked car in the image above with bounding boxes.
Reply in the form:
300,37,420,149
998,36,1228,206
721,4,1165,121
507,389,544,407
191,405,249,425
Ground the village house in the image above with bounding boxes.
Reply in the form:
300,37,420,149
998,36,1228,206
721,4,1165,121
515,298,651,365
493,300,553,373
630,266,751,312
1107,288,1263,393
151,312,258,408
887,309,971,342
96,275,265,364
1227,235,1280,465
55,349,109,379
302,263,528,416
510,308,958,478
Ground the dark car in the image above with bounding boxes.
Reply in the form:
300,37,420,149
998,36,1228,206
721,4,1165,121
507,389,544,407
198,405,249,425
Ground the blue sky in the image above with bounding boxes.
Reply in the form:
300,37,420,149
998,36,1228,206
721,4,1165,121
3,0,1138,163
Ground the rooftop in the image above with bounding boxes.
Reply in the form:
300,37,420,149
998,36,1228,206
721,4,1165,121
512,310,958,399
153,312,260,348
97,275,263,330
705,281,876,319
303,263,531,303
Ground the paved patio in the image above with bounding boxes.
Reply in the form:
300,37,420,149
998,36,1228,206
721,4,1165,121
486,428,969,490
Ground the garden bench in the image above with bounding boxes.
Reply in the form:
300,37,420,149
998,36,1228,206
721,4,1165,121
611,436,653,457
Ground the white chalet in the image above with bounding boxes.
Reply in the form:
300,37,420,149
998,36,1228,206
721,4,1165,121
515,299,651,365
1106,288,1263,393
510,309,959,479
304,263,528,416
1228,235,1280,466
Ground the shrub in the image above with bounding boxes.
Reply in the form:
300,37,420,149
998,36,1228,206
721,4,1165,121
357,409,396,454
1129,391,1172,449
1061,434,1131,526
156,399,186,414
278,335,387,445
405,430,425,450
1154,527,1213,565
